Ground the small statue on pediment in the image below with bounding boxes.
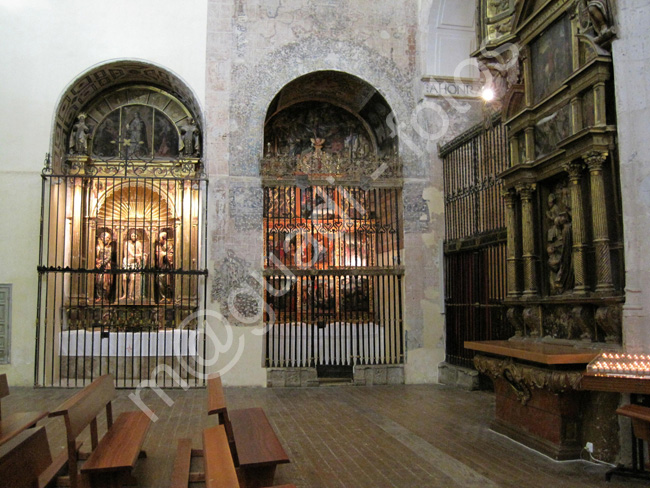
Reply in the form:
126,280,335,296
578,0,616,51
70,113,91,156
178,117,200,157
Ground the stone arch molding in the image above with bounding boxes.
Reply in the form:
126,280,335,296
50,59,204,169
228,36,422,177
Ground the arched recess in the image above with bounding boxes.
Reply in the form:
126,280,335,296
37,60,208,388
50,59,203,171
260,71,404,379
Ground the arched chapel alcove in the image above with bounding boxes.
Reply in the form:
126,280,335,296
36,61,207,387
260,71,405,380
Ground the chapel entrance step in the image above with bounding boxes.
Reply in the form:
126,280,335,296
318,377,353,386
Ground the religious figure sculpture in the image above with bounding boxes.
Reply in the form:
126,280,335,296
94,231,114,301
178,118,200,157
120,230,144,300
154,231,174,302
546,193,574,294
70,113,91,155
578,0,616,51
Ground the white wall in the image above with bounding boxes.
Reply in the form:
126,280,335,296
613,0,650,352
0,0,207,385
423,0,478,78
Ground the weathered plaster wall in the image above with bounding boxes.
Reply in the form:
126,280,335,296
0,0,207,385
205,0,442,384
613,0,650,352
205,0,481,385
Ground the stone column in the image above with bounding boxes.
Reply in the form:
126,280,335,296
503,188,520,297
564,161,588,294
517,183,538,296
584,151,615,293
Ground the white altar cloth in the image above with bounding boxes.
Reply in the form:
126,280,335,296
267,322,385,366
60,329,198,357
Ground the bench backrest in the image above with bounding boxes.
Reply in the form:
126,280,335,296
0,373,8,420
207,373,237,462
207,373,227,415
0,426,52,488
203,425,239,488
49,374,117,488
52,374,116,440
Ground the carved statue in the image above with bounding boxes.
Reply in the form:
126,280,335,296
94,231,114,301
487,0,510,17
578,0,616,50
179,118,200,157
546,199,574,294
587,0,612,38
120,230,144,300
155,231,174,302
70,113,91,155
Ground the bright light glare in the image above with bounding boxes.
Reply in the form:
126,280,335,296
481,88,495,102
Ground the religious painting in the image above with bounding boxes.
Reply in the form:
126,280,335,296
531,15,573,104
266,278,298,318
341,276,371,314
122,105,152,159
92,110,120,158
266,186,296,219
534,103,572,158
153,111,179,158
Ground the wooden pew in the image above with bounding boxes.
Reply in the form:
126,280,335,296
617,404,650,442
203,424,240,488
0,373,48,446
0,424,71,488
0,426,52,488
170,426,296,488
49,374,151,488
207,374,290,488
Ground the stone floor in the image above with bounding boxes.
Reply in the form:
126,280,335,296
4,383,649,488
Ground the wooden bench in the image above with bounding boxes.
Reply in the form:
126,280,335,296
207,374,290,488
0,425,74,488
49,374,151,488
171,425,295,488
0,374,48,446
617,404,650,442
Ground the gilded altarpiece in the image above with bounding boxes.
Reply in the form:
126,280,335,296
37,85,207,386
470,0,622,461
261,99,404,370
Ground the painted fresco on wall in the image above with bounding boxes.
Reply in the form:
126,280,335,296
264,101,374,158
531,15,572,104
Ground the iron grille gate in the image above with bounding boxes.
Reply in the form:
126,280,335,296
440,115,512,369
36,169,208,388
263,185,404,368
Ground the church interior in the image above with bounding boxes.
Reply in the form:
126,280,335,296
2,0,650,486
